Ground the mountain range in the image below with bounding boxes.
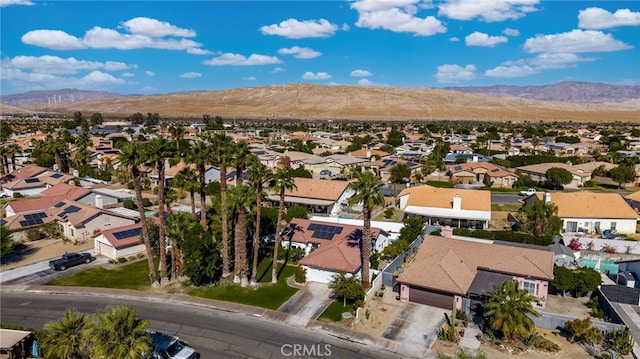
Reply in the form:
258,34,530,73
1,81,638,123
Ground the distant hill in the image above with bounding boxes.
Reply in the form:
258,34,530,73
443,81,640,103
0,89,124,107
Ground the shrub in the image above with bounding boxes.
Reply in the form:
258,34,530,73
25,229,42,241
437,325,461,344
384,207,394,219
12,192,22,199
567,238,582,251
295,266,307,284
117,257,128,263
564,317,603,344
453,228,553,246
136,253,145,259
123,199,135,210
604,326,634,355
602,244,617,254
127,181,134,190
142,197,152,207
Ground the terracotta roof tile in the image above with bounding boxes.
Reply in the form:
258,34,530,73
404,186,491,212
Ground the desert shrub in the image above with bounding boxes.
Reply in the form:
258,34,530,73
604,326,634,356
12,192,22,199
437,325,461,344
127,181,134,190
25,229,42,241
564,317,603,344
384,207,394,219
453,228,553,246
123,199,135,209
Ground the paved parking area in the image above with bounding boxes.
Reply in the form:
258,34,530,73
382,302,447,349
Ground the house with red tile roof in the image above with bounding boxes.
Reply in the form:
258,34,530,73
284,218,389,283
448,162,518,188
0,165,73,197
396,234,554,310
93,222,145,260
399,185,491,229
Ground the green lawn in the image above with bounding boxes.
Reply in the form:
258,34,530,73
46,259,152,290
491,203,521,212
188,259,298,310
425,181,454,188
46,257,299,310
318,300,351,322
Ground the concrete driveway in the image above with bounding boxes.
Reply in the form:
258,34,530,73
382,303,447,349
278,281,333,322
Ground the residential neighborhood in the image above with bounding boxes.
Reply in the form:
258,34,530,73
3,113,640,358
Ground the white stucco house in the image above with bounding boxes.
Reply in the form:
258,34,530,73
94,222,146,260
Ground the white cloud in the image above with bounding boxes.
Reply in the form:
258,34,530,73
0,0,33,7
180,72,201,78
277,46,321,59
438,0,540,22
449,37,460,42
357,78,387,86
21,30,86,50
203,53,282,66
122,72,135,77
503,27,520,36
302,71,332,80
120,17,196,37
145,71,155,76
524,29,632,53
260,18,339,39
271,67,285,74
435,64,477,83
465,31,508,47
21,18,209,54
484,65,537,78
3,55,135,75
1,68,126,91
351,0,446,36
529,53,594,69
578,7,640,29
243,76,257,81
350,69,372,77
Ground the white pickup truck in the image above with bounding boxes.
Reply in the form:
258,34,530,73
518,188,537,196
146,330,199,359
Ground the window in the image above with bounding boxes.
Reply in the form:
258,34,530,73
70,228,75,237
521,280,538,296
595,222,601,231
611,222,617,231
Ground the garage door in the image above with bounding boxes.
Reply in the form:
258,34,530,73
409,286,454,309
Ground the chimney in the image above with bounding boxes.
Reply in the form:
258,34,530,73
472,155,478,162
95,194,104,208
366,150,372,158
452,194,461,210
544,192,551,203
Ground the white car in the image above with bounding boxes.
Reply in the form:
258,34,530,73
0,193,8,198
518,188,537,196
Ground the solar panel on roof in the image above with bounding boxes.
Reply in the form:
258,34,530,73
112,227,142,240
0,218,6,225
491,168,500,172
65,205,81,213
406,162,417,167
454,165,463,171
50,173,63,179
19,221,28,227
54,202,65,208
311,231,335,240
25,178,40,183
308,223,319,231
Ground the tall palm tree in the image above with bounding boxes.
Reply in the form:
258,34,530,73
86,305,151,359
4,143,21,173
145,138,174,284
45,136,69,172
169,124,185,153
166,211,197,279
173,166,199,215
119,142,158,286
247,161,273,287
186,139,210,230
0,146,8,174
483,280,540,341
270,167,297,283
41,308,89,359
348,171,385,289
229,184,255,287
211,133,234,278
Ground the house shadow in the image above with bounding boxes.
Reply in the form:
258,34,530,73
0,243,40,266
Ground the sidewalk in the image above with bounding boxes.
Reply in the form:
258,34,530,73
277,281,333,324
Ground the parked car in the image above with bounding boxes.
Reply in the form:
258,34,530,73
319,169,332,177
0,193,8,198
48,252,94,271
146,330,199,359
518,188,537,196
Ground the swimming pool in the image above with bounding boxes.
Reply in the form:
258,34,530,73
579,258,618,274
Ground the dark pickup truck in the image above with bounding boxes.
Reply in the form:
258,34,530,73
49,252,94,271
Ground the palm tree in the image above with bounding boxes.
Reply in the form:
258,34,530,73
348,171,385,289
185,139,210,230
389,163,411,200
166,211,197,279
169,124,185,152
45,136,69,172
483,280,540,341
41,308,90,359
270,167,297,283
229,184,255,287
0,145,8,174
4,143,21,173
173,166,199,215
86,305,151,359
247,161,273,287
211,133,234,278
145,137,174,284
119,142,158,286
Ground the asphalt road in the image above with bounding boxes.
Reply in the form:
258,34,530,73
490,192,521,205
1,291,408,359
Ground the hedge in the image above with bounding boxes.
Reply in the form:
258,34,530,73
452,228,553,246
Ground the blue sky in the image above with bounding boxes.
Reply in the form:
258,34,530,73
1,0,639,95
